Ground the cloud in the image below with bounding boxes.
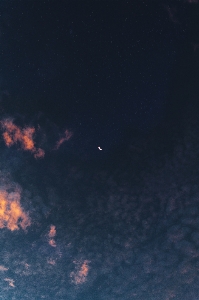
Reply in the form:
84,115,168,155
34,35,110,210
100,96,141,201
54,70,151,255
0,119,45,158
49,239,56,247
70,260,90,285
0,265,8,271
4,278,15,287
48,224,56,238
54,129,73,150
0,187,31,231
48,224,56,247
2,117,199,298
1,119,199,298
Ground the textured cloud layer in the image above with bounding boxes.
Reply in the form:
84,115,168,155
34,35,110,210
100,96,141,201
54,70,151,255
0,119,197,299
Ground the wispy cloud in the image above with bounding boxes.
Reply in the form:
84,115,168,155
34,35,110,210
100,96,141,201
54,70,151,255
54,129,73,150
0,119,45,158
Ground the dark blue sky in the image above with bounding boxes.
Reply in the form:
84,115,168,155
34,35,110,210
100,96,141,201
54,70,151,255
0,0,194,162
1,1,199,299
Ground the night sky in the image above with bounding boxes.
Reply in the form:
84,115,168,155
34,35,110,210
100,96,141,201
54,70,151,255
0,0,198,299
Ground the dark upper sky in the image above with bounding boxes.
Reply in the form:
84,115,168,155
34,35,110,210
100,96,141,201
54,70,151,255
0,0,198,163
1,1,199,299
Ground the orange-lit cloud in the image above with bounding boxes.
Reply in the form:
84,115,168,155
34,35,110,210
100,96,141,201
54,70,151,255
49,238,56,247
0,119,45,158
70,260,90,285
48,225,56,237
48,225,56,247
54,129,73,150
0,188,31,231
